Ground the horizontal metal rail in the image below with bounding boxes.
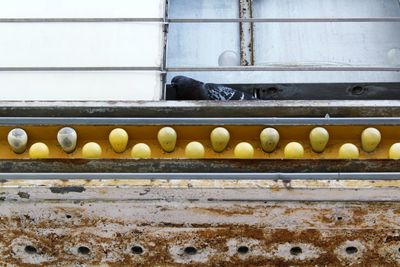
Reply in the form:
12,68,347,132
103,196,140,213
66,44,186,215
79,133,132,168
0,17,399,23
0,66,398,72
1,172,400,180
2,117,400,126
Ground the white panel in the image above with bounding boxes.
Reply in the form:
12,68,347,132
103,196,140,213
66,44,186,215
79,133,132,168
0,0,164,18
168,0,239,67
0,72,161,101
0,23,162,67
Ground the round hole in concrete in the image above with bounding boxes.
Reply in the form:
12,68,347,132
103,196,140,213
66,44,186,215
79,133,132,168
66,214,72,219
24,245,37,254
290,246,302,256
398,247,400,253
237,246,249,254
184,246,197,255
337,216,343,220
345,246,358,255
78,246,90,255
131,245,144,255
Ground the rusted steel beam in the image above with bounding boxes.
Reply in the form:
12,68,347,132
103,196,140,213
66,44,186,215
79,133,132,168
1,201,399,266
0,159,399,174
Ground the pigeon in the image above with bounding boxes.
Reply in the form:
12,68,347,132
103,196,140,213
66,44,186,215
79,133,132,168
171,75,256,100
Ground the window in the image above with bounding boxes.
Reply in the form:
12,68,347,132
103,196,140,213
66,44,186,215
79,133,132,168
166,0,400,99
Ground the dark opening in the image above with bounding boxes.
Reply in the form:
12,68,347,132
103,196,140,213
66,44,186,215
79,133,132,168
397,247,400,253
184,246,197,255
290,246,302,256
345,246,358,255
237,246,249,254
337,216,343,220
66,214,72,219
24,245,37,254
78,246,90,255
131,246,144,255
350,86,365,95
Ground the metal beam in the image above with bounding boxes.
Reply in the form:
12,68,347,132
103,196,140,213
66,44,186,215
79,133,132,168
239,0,254,66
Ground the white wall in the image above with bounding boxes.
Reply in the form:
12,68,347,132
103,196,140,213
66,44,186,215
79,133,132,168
0,0,164,101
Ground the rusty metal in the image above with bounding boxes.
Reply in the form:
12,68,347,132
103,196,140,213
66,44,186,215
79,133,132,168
1,197,399,266
239,0,254,66
0,159,400,173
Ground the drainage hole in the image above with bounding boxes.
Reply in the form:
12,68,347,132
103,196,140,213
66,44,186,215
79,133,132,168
337,216,343,220
345,246,358,255
290,246,302,256
24,245,37,254
237,246,249,254
184,246,197,255
78,246,90,255
398,247,400,253
350,86,365,95
131,245,144,255
66,214,72,219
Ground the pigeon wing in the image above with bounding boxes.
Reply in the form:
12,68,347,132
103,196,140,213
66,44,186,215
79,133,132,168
206,83,253,100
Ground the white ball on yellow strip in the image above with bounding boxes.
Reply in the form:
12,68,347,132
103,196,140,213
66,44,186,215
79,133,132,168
284,142,304,159
109,128,129,153
57,127,77,153
338,143,359,159
131,143,152,158
185,141,205,158
157,127,177,153
29,142,50,158
8,128,28,154
82,142,102,158
361,127,381,152
389,143,400,159
309,127,329,153
210,127,230,153
234,142,254,159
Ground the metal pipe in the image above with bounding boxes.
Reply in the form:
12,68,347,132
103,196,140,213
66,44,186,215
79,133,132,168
0,66,398,72
1,172,400,180
2,117,400,126
0,17,399,23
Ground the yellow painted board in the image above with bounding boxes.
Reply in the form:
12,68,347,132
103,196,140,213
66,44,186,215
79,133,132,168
0,125,398,159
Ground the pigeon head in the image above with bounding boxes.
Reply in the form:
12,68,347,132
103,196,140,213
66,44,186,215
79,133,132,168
171,76,209,100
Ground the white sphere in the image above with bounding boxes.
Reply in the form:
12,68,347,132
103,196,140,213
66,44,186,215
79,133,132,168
218,50,239,66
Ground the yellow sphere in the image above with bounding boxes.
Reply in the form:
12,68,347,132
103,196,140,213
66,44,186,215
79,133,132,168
82,142,102,158
260,127,280,153
185,141,205,158
131,143,152,158
309,127,329,153
234,142,254,159
29,142,50,158
361,127,381,152
157,127,177,153
389,143,400,159
338,143,359,159
109,128,129,153
210,127,230,153
284,142,304,159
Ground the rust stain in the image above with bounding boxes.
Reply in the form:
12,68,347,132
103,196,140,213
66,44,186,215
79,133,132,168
1,202,400,266
190,207,255,216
